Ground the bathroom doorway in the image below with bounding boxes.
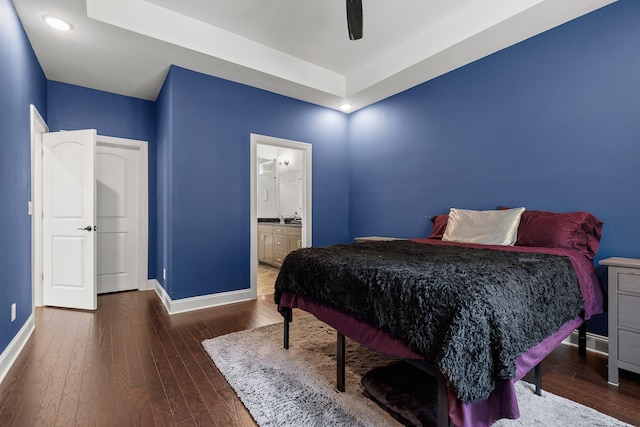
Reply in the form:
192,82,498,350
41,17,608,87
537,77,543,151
250,134,312,298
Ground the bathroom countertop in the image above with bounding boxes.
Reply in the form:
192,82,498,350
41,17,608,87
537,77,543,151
258,219,302,227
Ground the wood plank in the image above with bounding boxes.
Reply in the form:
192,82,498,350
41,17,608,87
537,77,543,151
54,310,92,425
0,307,60,425
162,325,216,426
74,308,99,426
95,295,117,427
146,298,193,425
121,296,156,426
29,309,80,425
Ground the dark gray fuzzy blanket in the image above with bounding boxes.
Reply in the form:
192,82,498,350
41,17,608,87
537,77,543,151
274,240,584,403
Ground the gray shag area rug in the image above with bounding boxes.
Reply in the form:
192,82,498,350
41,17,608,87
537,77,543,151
202,316,632,427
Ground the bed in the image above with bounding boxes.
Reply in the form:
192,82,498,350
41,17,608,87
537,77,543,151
274,208,604,427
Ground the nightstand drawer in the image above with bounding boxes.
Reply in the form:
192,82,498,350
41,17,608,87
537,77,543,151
619,272,640,294
618,295,640,331
619,329,640,366
619,295,640,330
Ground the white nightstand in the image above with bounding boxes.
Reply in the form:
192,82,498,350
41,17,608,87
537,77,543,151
600,257,640,385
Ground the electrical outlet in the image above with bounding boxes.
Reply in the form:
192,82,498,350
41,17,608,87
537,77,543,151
11,303,16,322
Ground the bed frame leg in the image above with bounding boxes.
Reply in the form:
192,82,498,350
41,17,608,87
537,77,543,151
436,372,449,427
336,332,345,392
282,308,292,349
534,363,542,396
578,322,587,356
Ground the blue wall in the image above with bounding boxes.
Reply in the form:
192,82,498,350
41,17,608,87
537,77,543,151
157,66,349,300
47,81,158,278
155,74,174,294
348,1,640,335
0,0,47,354
349,0,640,262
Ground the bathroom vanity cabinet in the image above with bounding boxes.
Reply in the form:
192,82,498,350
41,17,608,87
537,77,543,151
258,223,302,267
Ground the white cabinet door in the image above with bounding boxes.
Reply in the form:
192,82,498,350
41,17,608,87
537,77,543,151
43,130,97,310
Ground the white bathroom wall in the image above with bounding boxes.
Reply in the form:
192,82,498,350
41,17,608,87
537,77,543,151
278,168,302,217
256,145,303,218
257,157,277,217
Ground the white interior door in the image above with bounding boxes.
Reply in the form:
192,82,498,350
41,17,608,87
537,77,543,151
43,130,97,310
96,144,140,294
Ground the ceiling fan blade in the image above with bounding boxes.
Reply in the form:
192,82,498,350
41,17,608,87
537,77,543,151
346,0,363,40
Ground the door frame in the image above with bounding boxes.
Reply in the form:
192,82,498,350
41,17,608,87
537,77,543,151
96,135,149,295
250,133,312,299
30,105,47,310
30,106,149,307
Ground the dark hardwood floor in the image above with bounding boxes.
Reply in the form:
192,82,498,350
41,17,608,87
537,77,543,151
0,290,638,426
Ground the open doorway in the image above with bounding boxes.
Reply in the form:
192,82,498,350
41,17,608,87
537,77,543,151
249,134,312,298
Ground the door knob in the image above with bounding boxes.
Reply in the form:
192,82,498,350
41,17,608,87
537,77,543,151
77,225,93,231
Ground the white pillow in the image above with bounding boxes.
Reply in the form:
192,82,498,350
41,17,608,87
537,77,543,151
442,207,525,246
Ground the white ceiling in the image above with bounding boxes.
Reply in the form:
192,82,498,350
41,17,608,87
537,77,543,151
13,0,616,112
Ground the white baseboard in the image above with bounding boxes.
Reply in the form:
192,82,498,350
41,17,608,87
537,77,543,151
0,314,35,385
562,329,609,355
149,279,254,315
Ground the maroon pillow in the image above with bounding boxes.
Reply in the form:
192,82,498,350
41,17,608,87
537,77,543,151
499,207,603,259
428,214,449,239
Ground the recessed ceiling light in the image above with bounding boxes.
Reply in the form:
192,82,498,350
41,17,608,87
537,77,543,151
43,15,73,31
340,103,352,112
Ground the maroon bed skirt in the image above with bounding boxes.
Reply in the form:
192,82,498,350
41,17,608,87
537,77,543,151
279,291,583,427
